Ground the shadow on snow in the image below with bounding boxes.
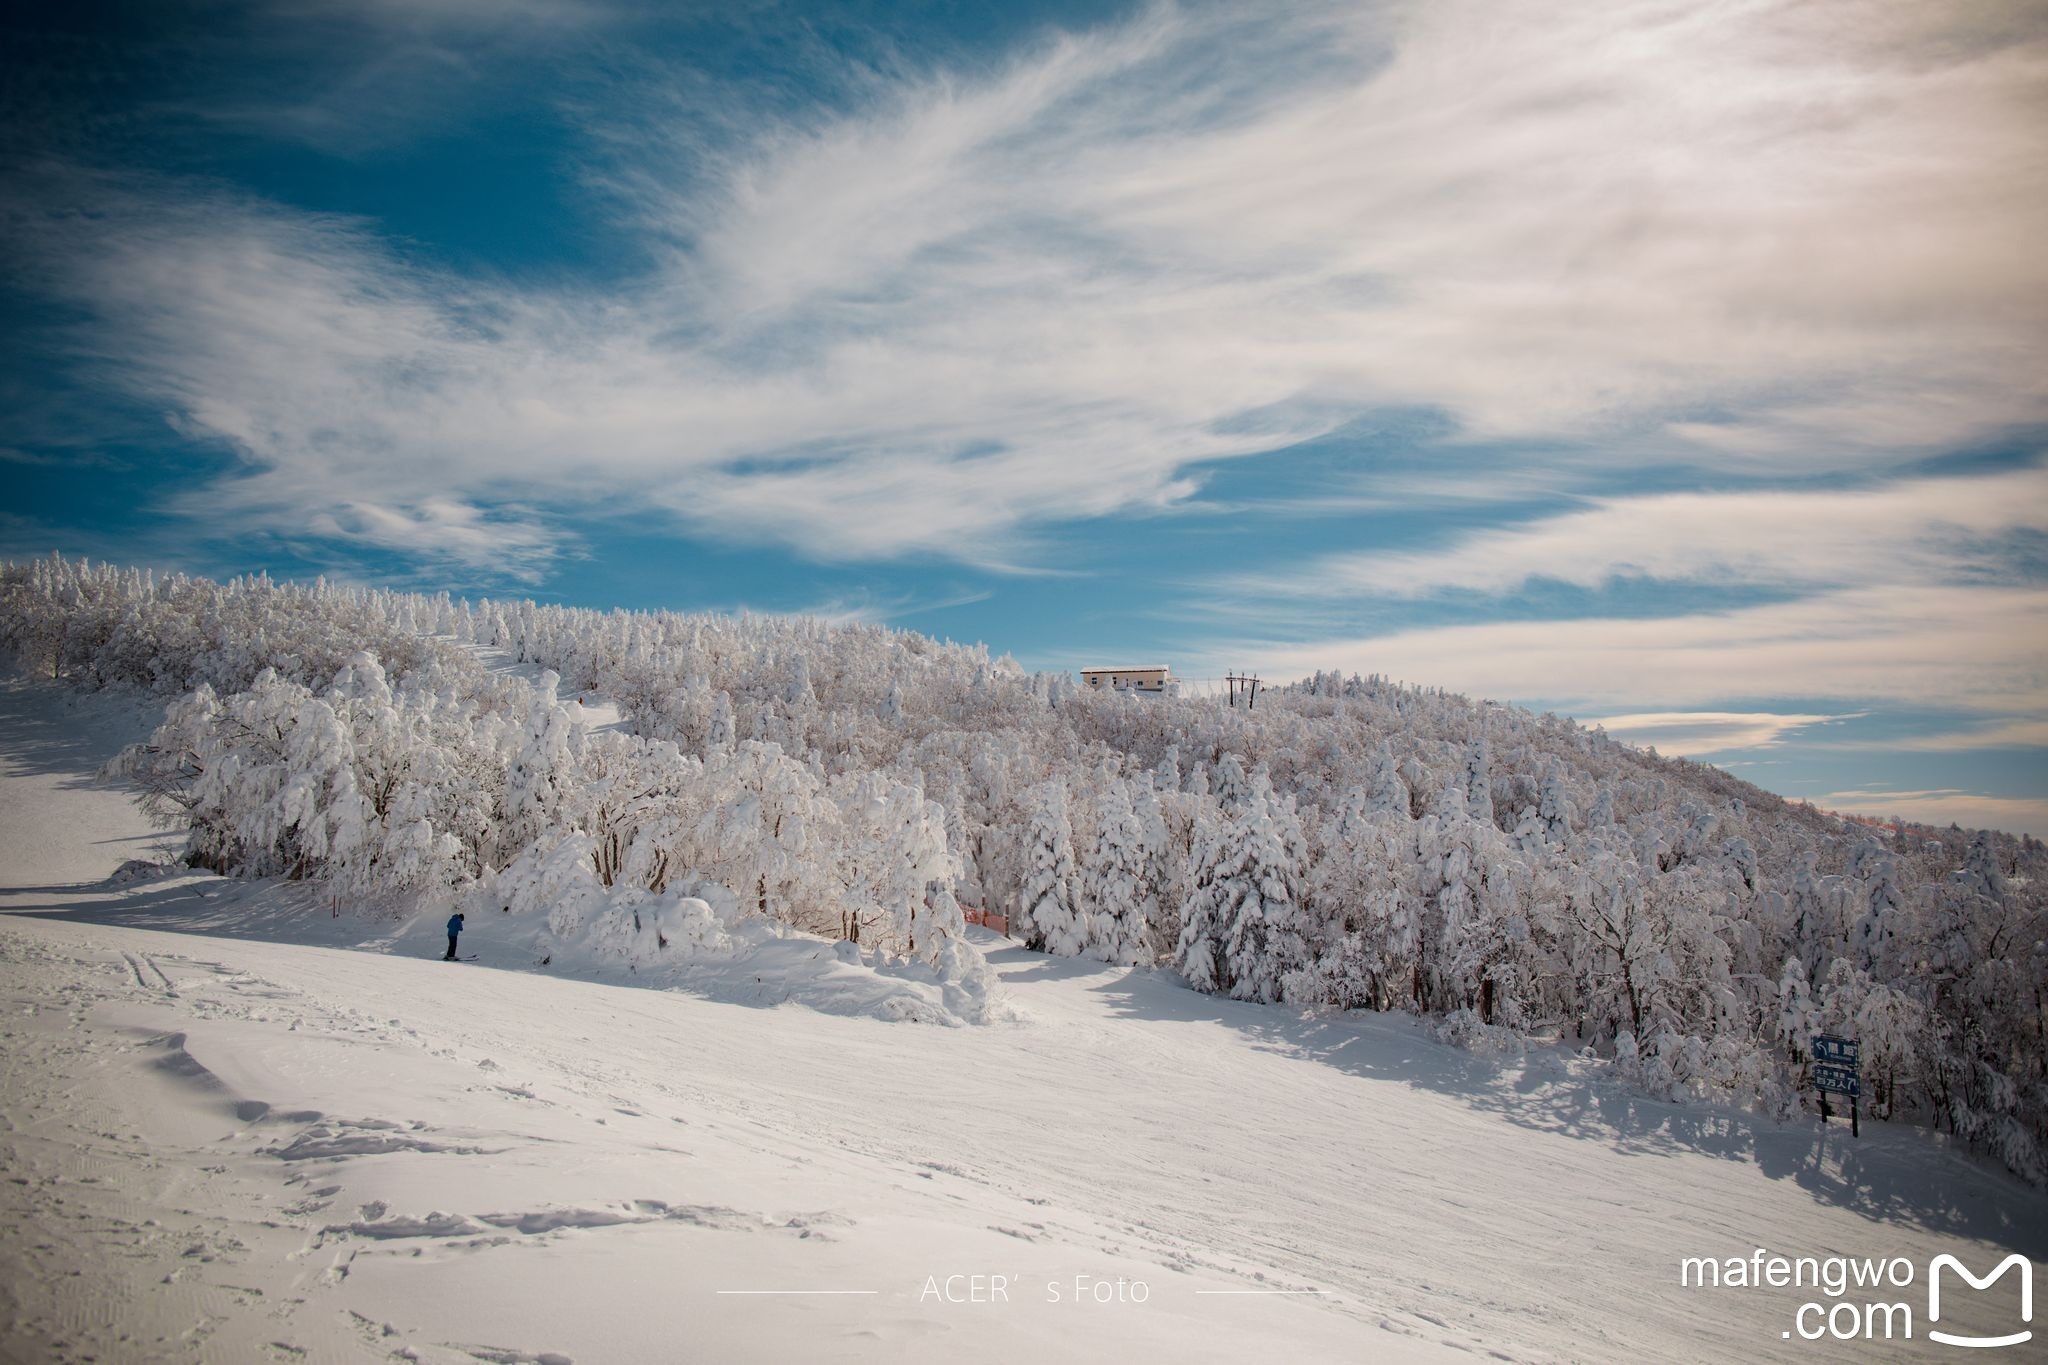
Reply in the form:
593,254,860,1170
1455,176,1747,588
981,941,2048,1258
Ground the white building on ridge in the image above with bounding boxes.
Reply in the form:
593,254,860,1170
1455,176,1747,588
1079,665,1172,695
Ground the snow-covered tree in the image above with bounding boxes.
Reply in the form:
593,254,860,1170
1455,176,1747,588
1464,737,1494,826
1776,955,1815,1063
1082,780,1153,965
1017,780,1086,956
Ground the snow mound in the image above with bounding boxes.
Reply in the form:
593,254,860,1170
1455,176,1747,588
106,858,180,885
1428,1008,1530,1056
469,832,1008,1027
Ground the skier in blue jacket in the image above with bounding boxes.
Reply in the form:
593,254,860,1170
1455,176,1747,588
444,912,465,961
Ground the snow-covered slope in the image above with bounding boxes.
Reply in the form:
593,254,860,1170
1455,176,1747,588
3,679,2044,1363
9,555,2045,1188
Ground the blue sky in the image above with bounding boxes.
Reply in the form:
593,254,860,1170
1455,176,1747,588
4,0,2046,835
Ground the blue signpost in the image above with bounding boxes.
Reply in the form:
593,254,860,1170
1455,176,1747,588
1813,1034,1861,1137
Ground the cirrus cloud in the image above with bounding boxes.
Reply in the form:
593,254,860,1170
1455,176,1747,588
9,0,2048,576
1268,461,2048,599
1811,788,2048,841
1250,585,2048,715
1580,711,1853,757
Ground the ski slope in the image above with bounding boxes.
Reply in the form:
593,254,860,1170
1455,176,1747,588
1,678,2042,1363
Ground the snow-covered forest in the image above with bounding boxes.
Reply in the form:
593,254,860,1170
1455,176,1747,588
3,553,2042,1183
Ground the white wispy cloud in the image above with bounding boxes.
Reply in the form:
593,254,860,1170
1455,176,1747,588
710,587,996,628
1585,711,1852,756
1271,462,2048,598
1890,719,2048,752
14,0,2048,573
1222,446,2048,756
1252,586,2048,714
1809,788,2048,841
305,500,569,582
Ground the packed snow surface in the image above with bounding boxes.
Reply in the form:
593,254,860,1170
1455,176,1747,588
1,679,2042,1363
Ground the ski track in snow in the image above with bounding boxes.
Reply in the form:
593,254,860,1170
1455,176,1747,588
2,676,2044,1363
